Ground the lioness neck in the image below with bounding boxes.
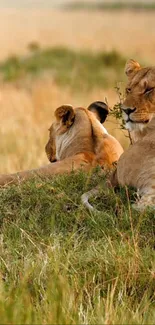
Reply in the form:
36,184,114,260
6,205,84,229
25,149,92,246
131,117,155,143
130,129,147,143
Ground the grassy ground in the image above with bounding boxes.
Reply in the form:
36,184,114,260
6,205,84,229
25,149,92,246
0,168,155,324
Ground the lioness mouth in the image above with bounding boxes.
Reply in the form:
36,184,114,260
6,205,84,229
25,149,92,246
126,118,149,124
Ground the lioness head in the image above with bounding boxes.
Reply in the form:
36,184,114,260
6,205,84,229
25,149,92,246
45,104,75,162
122,59,155,132
45,102,109,162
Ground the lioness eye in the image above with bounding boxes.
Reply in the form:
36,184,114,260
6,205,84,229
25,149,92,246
144,87,154,94
126,88,131,93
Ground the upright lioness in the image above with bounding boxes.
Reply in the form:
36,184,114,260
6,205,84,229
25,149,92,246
112,59,155,210
0,101,123,186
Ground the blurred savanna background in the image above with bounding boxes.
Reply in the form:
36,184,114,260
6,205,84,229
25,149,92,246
1,0,155,173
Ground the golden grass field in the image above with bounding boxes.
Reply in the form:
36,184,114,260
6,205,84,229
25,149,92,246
0,8,155,174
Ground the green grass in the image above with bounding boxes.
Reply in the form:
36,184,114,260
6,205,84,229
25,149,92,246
64,1,155,11
0,168,155,324
0,47,126,90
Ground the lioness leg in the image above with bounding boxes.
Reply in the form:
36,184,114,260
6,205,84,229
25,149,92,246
132,193,155,211
0,152,95,186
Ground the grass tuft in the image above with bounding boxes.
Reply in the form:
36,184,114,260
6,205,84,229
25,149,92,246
0,168,155,323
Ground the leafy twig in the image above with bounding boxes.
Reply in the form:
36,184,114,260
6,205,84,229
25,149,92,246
109,84,132,144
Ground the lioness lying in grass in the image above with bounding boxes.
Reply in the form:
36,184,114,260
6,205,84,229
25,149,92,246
83,60,155,211
112,60,155,210
0,101,123,186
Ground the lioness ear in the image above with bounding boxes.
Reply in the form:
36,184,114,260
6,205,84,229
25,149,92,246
87,101,109,123
125,59,141,79
55,105,75,127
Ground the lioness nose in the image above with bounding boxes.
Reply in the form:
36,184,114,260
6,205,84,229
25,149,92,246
122,107,136,115
50,158,57,163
